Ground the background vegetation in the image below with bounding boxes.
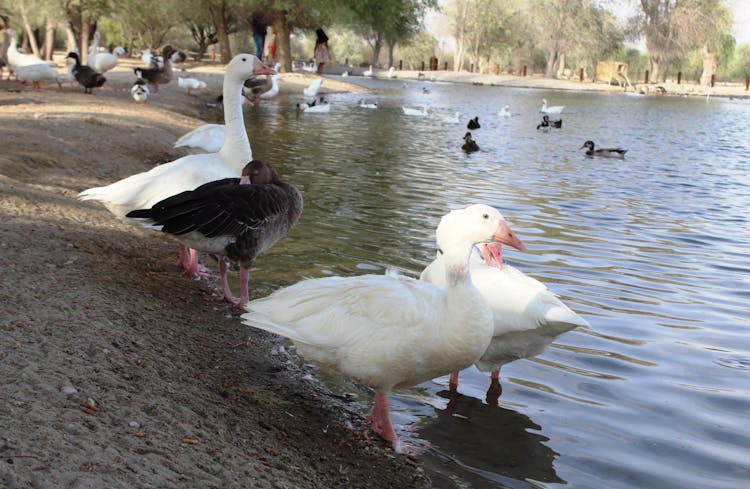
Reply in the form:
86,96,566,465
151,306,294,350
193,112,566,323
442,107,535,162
1,0,747,85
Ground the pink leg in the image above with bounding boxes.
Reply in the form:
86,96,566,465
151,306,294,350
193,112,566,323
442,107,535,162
370,393,398,448
218,258,240,306
486,369,502,405
449,371,460,387
178,244,190,269
239,267,250,307
183,248,215,280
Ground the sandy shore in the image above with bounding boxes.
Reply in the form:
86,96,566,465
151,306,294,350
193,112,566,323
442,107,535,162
0,58,429,489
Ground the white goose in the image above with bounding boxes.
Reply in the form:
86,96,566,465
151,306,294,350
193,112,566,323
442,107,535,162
387,66,397,78
88,32,124,73
5,29,50,73
242,204,524,451
540,98,564,117
177,76,207,95
363,65,374,77
259,71,281,99
421,241,588,390
15,63,63,89
358,98,378,109
402,106,428,116
78,54,275,276
303,77,324,98
299,99,330,113
498,104,511,117
441,111,460,124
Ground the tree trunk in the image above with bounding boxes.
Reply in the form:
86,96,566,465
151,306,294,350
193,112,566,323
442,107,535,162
556,52,566,78
386,40,395,70
272,11,291,72
371,33,382,68
700,47,717,86
80,22,90,65
20,5,40,57
43,19,55,61
453,0,468,71
545,49,558,78
65,25,76,54
208,0,231,63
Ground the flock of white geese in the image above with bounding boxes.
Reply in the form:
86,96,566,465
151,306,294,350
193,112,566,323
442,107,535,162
9,43,589,451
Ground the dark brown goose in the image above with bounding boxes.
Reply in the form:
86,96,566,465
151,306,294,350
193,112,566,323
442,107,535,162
127,160,303,307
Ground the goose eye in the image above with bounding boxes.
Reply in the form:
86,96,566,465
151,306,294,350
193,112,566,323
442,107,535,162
241,57,247,62
483,213,489,219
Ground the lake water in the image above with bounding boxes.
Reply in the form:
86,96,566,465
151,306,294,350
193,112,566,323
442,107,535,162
239,76,750,489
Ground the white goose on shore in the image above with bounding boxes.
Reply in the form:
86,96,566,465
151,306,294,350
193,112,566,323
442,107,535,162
88,32,124,73
15,63,63,89
79,54,275,276
5,29,50,73
242,204,524,451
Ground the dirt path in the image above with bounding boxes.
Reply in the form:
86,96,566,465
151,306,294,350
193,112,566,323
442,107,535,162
0,66,428,488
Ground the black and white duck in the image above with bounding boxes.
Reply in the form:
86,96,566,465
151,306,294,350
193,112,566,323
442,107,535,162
133,45,176,93
65,52,106,94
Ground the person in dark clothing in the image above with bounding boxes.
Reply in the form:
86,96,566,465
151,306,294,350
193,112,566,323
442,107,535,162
251,9,269,60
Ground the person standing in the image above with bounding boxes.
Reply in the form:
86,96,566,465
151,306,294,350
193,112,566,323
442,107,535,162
314,28,330,75
251,9,269,61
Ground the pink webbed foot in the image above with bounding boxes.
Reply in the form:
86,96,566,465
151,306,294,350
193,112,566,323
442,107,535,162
368,393,400,452
218,258,241,306
183,248,217,280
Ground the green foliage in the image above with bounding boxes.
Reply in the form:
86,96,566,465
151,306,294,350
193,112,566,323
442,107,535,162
725,43,750,79
393,31,436,69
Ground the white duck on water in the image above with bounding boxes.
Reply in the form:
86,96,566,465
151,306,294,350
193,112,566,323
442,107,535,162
78,54,275,276
421,241,588,394
242,204,524,452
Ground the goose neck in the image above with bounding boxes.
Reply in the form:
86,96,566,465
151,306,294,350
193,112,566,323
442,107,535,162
440,243,475,287
219,75,252,169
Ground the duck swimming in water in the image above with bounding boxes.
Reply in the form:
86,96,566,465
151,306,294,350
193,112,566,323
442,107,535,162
537,115,562,131
462,132,479,153
580,140,627,159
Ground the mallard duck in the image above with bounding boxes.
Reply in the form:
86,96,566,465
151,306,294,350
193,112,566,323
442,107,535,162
65,52,106,93
467,116,480,130
127,160,303,307
580,140,627,159
462,132,479,153
537,115,562,131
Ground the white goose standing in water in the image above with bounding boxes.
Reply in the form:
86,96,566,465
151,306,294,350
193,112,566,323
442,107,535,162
78,54,275,276
242,204,525,451
421,241,588,396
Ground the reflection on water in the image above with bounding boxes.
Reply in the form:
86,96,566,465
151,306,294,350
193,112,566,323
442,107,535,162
419,389,563,489
235,79,750,488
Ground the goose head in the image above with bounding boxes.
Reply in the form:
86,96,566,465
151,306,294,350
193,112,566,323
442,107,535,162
227,54,275,84
436,204,526,282
241,159,278,184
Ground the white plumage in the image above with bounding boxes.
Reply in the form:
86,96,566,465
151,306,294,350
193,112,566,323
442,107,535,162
358,99,377,109
177,76,207,95
363,65,374,77
88,33,124,73
173,124,225,153
387,66,397,78
498,104,512,117
243,204,524,451
303,77,323,98
78,54,272,220
131,79,149,102
421,241,588,387
402,106,428,116
15,63,63,89
540,98,564,117
5,29,50,72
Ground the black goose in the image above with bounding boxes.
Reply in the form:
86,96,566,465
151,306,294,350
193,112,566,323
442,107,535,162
133,45,176,93
467,116,480,130
536,115,562,131
126,160,303,307
462,132,480,153
65,52,106,94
